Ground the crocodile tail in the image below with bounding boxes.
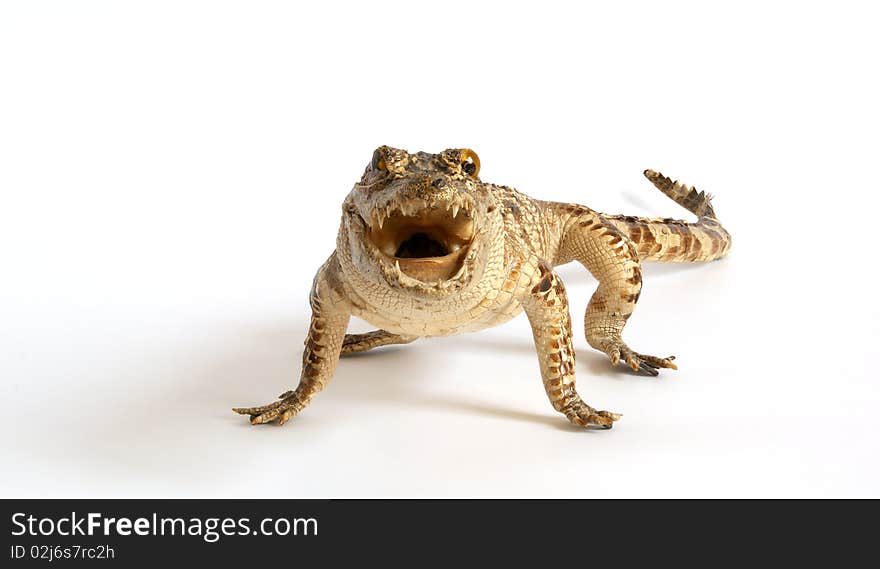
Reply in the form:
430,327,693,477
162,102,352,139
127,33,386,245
600,170,731,263
643,169,717,220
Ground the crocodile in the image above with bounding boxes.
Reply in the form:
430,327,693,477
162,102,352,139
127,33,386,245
233,146,731,428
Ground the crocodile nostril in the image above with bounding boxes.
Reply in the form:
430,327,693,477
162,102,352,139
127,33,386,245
432,177,446,188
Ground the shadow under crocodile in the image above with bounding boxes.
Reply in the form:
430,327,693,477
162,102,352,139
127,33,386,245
61,312,665,485
327,346,579,431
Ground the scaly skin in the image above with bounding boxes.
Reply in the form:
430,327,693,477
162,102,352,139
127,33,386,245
340,330,417,355
234,147,731,429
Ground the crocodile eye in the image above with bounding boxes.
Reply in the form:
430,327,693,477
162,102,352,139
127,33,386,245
371,149,386,172
460,149,480,177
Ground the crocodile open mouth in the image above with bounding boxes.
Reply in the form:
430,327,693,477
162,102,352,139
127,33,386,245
368,203,475,282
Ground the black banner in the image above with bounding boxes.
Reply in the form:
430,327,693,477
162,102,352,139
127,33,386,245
0,499,870,565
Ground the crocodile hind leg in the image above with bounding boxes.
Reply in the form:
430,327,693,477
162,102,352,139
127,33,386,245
554,207,677,376
519,257,620,428
341,330,418,355
233,257,350,425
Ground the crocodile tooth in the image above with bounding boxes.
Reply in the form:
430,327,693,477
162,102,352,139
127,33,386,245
376,209,385,229
394,259,402,278
451,204,460,218
451,259,468,280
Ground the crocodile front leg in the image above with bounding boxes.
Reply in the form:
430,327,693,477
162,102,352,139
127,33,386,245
519,258,621,428
233,256,350,425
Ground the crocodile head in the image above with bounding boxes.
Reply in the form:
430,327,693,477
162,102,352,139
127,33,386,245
342,146,503,297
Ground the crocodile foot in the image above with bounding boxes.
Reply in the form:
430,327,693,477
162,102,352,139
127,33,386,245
600,339,677,376
232,390,304,426
561,399,621,429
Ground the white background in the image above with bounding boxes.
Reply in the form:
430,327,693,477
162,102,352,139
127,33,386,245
2,1,878,498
